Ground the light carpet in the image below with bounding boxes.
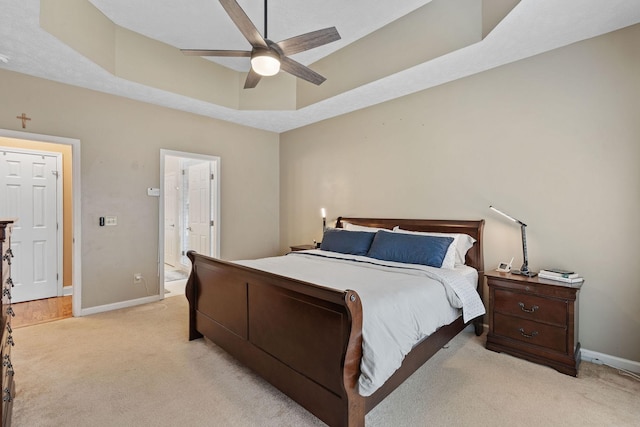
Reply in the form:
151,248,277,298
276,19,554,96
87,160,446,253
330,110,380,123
12,296,640,426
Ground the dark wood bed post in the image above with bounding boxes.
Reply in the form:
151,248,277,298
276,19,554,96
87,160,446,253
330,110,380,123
473,221,485,336
342,289,366,427
186,251,203,341
473,283,485,335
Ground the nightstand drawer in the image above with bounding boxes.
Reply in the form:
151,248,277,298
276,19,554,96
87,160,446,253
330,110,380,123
494,289,567,326
494,312,567,353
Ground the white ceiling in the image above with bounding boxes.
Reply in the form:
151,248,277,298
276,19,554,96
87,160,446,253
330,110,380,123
1,0,639,133
89,0,431,73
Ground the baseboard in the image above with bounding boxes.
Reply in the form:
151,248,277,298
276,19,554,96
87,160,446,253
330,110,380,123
581,348,640,373
79,295,161,316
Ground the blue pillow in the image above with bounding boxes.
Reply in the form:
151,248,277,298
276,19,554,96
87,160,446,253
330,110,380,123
366,230,454,268
320,229,376,256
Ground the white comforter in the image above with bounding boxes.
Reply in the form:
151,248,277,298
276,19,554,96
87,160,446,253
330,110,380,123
235,249,485,396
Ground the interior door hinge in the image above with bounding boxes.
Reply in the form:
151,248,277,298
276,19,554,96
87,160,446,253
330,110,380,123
210,220,214,226
182,169,186,175
210,173,214,180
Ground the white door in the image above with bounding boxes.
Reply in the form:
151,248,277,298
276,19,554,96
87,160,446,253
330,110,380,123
187,162,211,256
0,149,61,302
164,171,179,267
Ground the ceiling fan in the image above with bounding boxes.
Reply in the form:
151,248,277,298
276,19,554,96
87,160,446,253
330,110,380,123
181,0,341,89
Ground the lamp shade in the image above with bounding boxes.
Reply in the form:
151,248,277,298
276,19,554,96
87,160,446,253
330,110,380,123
490,205,525,226
251,49,280,76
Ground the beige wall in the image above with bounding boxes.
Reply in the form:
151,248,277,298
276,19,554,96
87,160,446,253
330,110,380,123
280,24,640,362
0,69,280,309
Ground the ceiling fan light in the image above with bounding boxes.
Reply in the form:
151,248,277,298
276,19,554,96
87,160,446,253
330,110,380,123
251,50,280,76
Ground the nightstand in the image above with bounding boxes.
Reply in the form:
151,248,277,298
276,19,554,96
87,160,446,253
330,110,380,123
485,271,582,376
289,244,317,252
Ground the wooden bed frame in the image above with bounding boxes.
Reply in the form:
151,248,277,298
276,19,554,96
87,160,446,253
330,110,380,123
185,218,485,427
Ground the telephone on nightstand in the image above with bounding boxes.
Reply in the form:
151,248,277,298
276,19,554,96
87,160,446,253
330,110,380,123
496,257,514,273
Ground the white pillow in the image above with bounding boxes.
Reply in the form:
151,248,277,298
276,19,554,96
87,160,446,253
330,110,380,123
393,227,476,268
343,222,390,232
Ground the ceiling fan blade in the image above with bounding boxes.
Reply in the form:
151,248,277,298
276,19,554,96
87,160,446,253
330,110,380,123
219,0,267,49
276,27,341,56
280,56,326,86
244,68,263,89
181,49,251,57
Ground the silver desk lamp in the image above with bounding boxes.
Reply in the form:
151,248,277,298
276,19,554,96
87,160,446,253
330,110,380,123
490,205,537,277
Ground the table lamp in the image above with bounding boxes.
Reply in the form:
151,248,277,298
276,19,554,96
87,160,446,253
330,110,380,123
490,205,537,277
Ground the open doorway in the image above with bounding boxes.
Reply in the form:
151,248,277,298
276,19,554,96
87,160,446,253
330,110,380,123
0,129,82,320
159,150,220,298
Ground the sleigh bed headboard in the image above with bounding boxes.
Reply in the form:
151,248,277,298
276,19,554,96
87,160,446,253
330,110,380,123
335,217,485,274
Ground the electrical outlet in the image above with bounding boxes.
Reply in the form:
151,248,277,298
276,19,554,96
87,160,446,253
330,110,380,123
133,273,142,284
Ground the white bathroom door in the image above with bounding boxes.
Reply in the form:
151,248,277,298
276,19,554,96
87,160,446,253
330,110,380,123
187,162,211,256
0,149,61,302
164,171,179,267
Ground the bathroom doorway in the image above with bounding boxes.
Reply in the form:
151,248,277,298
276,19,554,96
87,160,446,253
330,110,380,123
160,150,220,297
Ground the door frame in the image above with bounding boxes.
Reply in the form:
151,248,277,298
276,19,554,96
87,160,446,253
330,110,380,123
0,129,82,316
159,149,220,295
0,146,64,301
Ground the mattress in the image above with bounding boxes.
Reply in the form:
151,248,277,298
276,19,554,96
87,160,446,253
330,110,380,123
235,249,484,396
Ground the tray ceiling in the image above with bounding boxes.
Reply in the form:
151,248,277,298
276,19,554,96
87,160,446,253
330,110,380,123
0,0,639,132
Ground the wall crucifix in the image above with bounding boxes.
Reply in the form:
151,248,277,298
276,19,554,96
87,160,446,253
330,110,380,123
16,113,31,128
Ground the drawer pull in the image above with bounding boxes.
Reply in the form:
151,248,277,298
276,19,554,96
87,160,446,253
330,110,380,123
5,277,13,287
518,328,539,339
518,302,539,313
6,307,14,317
3,387,11,403
2,249,12,265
